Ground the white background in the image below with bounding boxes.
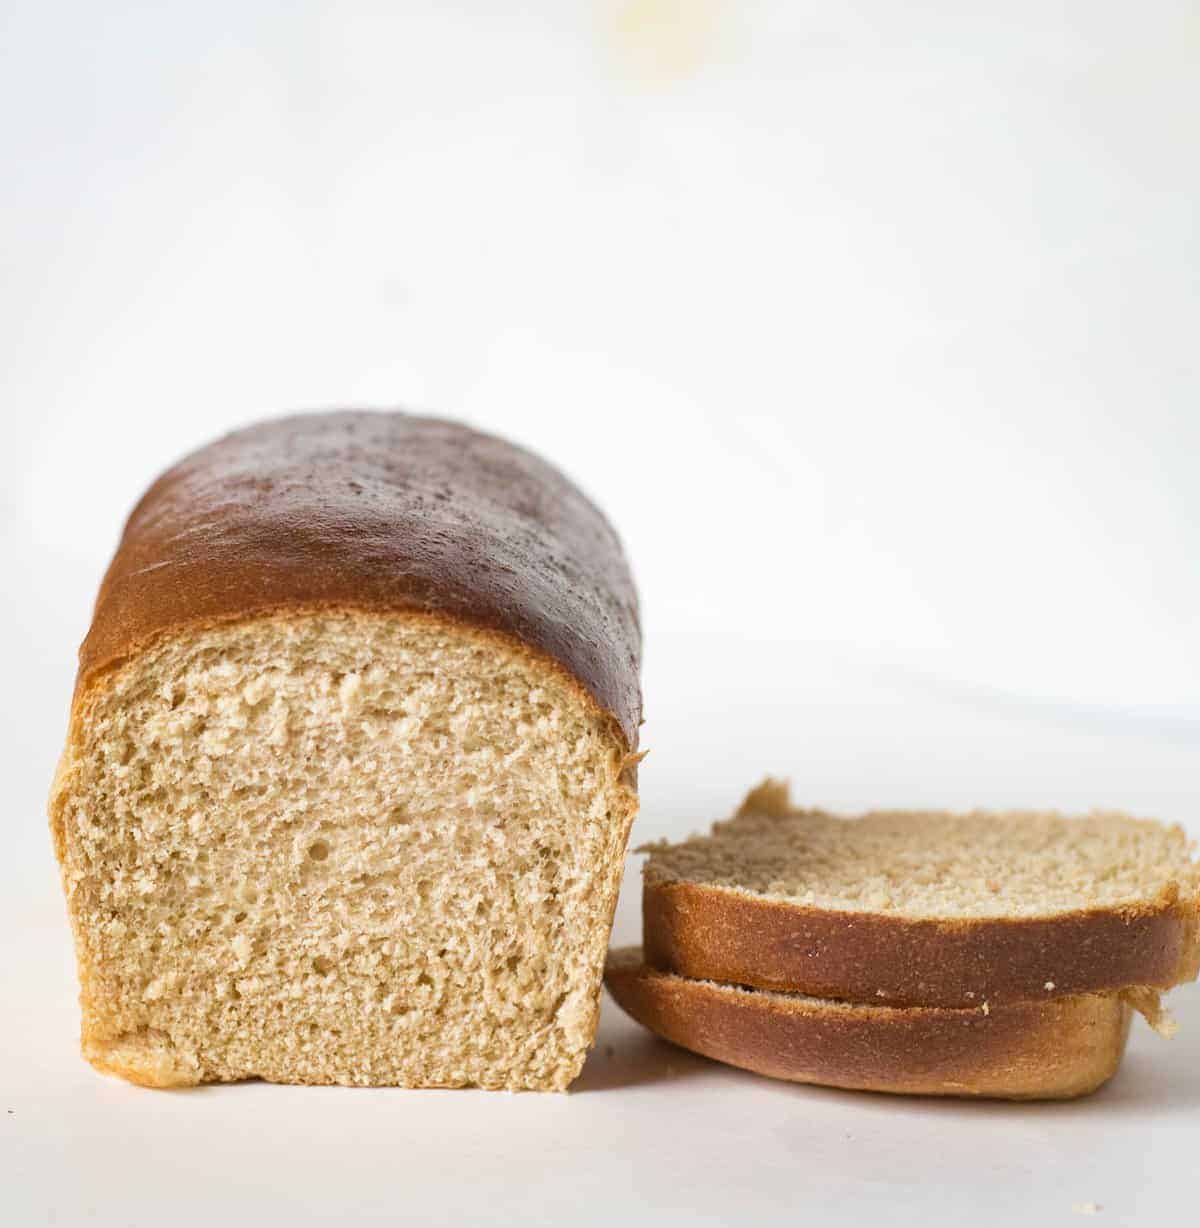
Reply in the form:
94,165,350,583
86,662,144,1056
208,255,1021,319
3,2,1197,1224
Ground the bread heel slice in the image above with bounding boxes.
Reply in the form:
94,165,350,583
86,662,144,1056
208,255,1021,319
604,949,1131,1101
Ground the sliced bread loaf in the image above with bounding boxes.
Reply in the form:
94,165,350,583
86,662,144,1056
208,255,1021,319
604,950,1131,1100
50,412,641,1091
643,781,1200,1008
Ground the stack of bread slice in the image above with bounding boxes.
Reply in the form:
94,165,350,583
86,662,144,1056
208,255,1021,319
605,781,1200,1099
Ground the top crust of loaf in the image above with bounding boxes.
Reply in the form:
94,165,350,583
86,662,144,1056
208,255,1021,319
76,411,641,746
642,781,1200,1007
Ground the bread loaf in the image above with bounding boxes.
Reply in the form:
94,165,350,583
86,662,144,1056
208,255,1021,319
49,411,641,1090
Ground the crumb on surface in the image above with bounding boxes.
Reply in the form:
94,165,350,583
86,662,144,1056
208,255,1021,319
1072,1202,1101,1216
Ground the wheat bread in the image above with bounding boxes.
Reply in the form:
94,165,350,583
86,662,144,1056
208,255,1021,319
605,949,1131,1100
50,411,641,1091
642,781,1200,1008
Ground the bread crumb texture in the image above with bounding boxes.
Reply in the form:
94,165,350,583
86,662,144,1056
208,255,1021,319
644,780,1199,920
50,612,636,1090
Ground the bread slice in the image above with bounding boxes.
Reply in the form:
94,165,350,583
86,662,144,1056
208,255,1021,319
605,949,1131,1100
643,781,1200,1008
49,411,641,1091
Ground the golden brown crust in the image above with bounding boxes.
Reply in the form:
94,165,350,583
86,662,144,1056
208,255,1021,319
644,879,1200,1008
77,411,641,746
604,950,1131,1100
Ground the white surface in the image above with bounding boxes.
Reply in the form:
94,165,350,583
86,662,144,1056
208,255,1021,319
8,656,1200,1228
7,873,1200,1227
3,1,1198,1224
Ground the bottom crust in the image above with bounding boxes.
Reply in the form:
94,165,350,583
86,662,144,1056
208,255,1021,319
604,948,1130,1100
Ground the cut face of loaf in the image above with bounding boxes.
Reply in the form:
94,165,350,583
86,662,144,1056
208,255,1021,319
643,781,1200,1007
52,613,635,1089
49,411,642,1091
604,950,1132,1100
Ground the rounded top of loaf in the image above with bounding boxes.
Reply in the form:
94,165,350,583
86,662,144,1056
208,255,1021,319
79,410,641,745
